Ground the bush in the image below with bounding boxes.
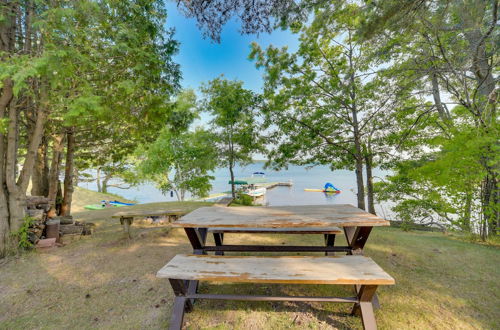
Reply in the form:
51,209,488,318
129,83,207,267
233,193,253,206
13,216,35,250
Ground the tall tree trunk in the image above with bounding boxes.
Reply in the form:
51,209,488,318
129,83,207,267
482,173,498,238
96,167,102,192
60,127,75,216
0,0,17,254
347,30,365,211
31,135,49,196
102,173,111,194
56,180,62,215
354,155,365,210
462,191,472,232
365,153,376,215
229,162,235,199
5,92,25,233
47,134,65,218
0,78,14,256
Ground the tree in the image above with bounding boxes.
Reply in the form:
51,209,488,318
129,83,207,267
140,128,217,201
250,3,415,211
366,0,499,238
0,0,180,256
201,78,263,198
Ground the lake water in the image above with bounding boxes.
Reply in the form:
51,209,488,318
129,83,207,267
78,163,393,217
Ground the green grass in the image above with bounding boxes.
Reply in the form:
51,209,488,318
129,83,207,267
0,188,499,329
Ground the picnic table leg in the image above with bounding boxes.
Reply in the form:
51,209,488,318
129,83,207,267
184,228,207,254
120,217,133,238
351,285,378,330
344,226,380,310
184,228,209,305
213,232,224,256
324,234,336,256
168,279,192,330
344,226,372,254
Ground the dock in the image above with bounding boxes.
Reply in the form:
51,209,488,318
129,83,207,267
256,181,293,189
193,181,293,203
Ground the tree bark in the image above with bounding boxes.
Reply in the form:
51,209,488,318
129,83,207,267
0,2,17,255
0,80,13,256
47,134,65,218
102,173,111,194
96,167,102,192
462,191,472,232
365,153,376,215
31,135,49,196
60,127,75,216
347,30,365,210
229,162,236,198
56,179,63,215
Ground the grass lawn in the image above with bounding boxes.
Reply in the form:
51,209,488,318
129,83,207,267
0,188,499,329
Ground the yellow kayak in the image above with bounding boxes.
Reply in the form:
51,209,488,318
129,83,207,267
304,188,340,193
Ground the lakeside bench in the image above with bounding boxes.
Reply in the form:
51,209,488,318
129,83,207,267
157,254,395,330
111,209,187,237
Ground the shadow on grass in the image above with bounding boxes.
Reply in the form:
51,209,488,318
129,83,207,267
189,282,359,329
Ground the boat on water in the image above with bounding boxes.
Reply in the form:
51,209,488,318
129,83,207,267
243,187,266,197
228,173,268,198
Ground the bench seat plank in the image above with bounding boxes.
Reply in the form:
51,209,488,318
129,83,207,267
208,227,342,234
157,255,395,285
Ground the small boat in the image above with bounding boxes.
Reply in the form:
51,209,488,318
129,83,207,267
84,200,134,210
84,204,106,210
244,187,266,197
108,200,135,206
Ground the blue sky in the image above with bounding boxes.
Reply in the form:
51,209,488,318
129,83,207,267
164,2,299,93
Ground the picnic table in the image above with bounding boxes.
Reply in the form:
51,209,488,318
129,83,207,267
172,204,389,254
161,204,393,329
111,209,187,237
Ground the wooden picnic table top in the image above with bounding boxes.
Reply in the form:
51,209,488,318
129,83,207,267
173,204,389,228
111,209,186,218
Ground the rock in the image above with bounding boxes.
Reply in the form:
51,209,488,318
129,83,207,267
60,224,84,235
26,196,51,209
27,209,45,221
52,216,74,225
36,238,56,248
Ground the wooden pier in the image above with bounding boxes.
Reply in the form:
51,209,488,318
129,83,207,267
256,181,293,189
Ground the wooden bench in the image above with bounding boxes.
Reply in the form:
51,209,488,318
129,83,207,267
208,226,342,255
111,209,187,237
157,254,395,330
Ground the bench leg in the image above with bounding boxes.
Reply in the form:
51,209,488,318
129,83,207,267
183,228,210,306
168,279,192,329
324,234,336,256
351,285,378,330
120,217,133,238
169,296,187,330
213,233,224,255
